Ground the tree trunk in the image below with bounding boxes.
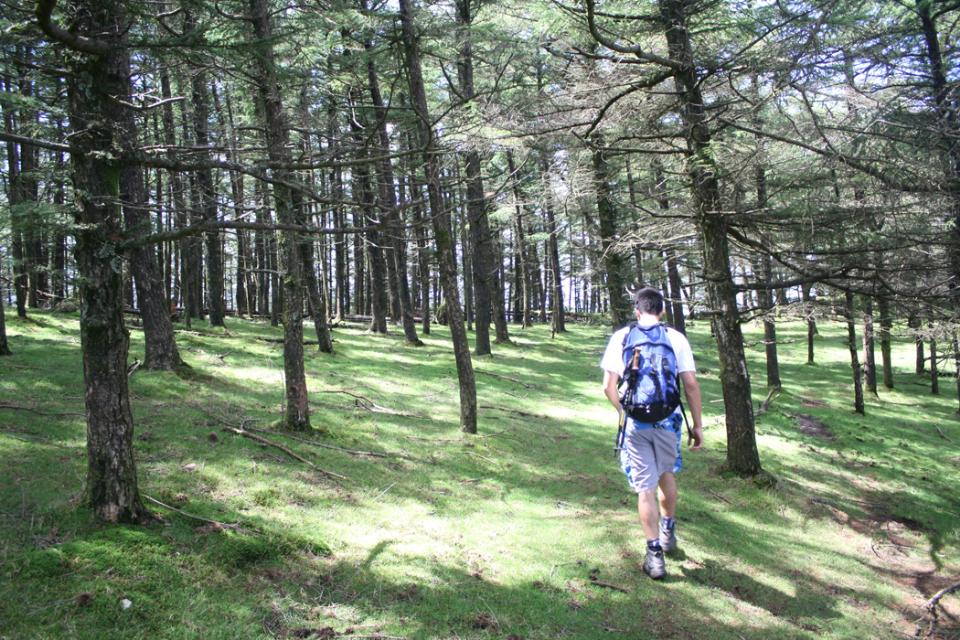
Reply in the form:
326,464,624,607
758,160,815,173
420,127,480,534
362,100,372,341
877,295,894,389
507,151,531,327
455,0,496,353
122,161,183,371
590,137,632,329
50,0,150,522
911,314,925,374
2,77,27,318
653,163,686,333
185,11,225,327
862,298,878,396
248,0,310,430
541,154,566,334
363,38,422,345
802,284,816,365
761,254,781,390
845,291,866,414
930,329,940,395
0,294,11,356
917,2,960,310
659,0,761,475
399,0,477,433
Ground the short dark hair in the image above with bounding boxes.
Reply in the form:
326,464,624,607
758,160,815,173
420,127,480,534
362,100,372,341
633,287,665,315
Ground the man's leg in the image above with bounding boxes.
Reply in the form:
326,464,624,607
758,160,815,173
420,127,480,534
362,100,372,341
658,472,677,518
637,488,660,540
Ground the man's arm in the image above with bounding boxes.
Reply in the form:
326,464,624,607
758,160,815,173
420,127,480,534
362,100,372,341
602,371,622,415
679,371,704,450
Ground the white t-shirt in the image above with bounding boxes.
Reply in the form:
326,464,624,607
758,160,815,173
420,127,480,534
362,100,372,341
600,321,696,380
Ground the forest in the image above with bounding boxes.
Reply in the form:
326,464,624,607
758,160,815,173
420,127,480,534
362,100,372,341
1,0,959,638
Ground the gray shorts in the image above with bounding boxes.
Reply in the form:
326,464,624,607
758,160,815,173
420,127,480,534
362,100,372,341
618,412,683,493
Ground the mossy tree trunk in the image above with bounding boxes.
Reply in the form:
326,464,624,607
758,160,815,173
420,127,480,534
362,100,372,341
40,0,150,522
658,0,761,475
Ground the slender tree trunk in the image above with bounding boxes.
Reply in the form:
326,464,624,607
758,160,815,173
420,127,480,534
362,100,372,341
122,160,182,371
930,328,940,395
954,336,960,413
862,298,878,396
248,0,310,430
877,295,894,389
363,39,422,345
911,314,925,374
590,137,632,329
3,79,27,318
0,294,11,355
540,154,566,334
802,284,816,364
454,0,496,353
845,291,866,414
183,15,225,327
761,254,781,390
399,0,476,433
658,0,760,474
652,162,686,333
47,0,150,522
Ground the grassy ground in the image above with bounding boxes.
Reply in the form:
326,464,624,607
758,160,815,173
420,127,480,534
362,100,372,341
1,311,958,640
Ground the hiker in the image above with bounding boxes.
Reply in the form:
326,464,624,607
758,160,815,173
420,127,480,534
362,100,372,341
600,287,704,580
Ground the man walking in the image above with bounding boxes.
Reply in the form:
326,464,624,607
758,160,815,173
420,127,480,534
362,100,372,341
600,287,704,579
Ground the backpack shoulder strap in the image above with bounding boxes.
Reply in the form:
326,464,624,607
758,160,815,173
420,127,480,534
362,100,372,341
621,321,639,347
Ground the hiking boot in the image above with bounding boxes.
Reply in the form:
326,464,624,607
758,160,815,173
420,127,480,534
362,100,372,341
659,520,678,554
642,547,666,580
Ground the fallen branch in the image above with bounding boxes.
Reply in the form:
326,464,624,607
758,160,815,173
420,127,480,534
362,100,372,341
255,336,320,345
588,576,630,593
0,402,85,418
475,369,539,389
142,494,243,532
316,389,419,417
222,427,348,481
479,404,550,420
757,387,781,416
935,425,950,441
708,490,733,505
243,425,409,460
917,580,960,639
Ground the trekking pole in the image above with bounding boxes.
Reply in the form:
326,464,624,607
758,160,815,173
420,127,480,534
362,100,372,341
614,408,626,458
614,348,641,457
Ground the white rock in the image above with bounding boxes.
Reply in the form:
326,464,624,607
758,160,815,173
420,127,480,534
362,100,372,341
121,598,132,610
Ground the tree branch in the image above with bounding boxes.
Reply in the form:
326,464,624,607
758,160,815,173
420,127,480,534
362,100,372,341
35,0,112,56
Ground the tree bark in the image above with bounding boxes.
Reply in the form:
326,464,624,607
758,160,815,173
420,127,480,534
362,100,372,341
184,10,225,327
248,0,310,430
455,0,496,354
862,298,878,395
48,0,150,522
122,161,183,371
930,328,940,395
0,293,11,356
877,295,894,389
802,284,816,365
590,136,632,330
658,0,761,474
761,254,781,390
540,153,566,334
845,291,866,414
399,0,477,433
363,39,422,345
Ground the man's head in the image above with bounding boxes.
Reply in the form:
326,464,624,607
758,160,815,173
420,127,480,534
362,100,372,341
633,287,665,319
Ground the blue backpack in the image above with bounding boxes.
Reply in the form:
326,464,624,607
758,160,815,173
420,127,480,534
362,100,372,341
620,323,681,423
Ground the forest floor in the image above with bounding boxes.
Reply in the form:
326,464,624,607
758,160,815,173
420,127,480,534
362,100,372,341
1,311,958,640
